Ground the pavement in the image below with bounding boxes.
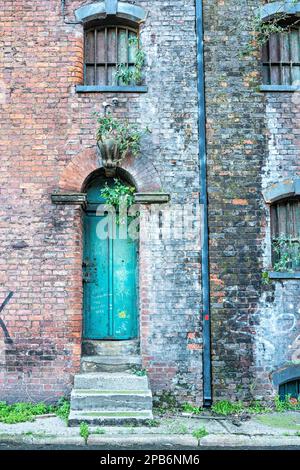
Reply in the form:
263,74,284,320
0,412,300,450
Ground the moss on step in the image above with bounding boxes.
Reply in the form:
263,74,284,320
79,411,150,417
74,390,148,395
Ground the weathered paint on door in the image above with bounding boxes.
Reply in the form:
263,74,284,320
83,177,138,340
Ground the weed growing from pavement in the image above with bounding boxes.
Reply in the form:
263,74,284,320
0,397,70,424
192,427,208,441
79,422,90,443
182,403,203,415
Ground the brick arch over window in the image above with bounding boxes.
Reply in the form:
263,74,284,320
58,147,162,193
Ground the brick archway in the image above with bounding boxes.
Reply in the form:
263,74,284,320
58,147,162,193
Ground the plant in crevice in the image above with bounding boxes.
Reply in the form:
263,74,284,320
211,400,245,416
0,398,70,424
274,394,300,412
262,271,271,285
153,392,180,416
79,422,90,444
115,37,146,86
55,397,70,422
192,427,208,441
182,403,203,415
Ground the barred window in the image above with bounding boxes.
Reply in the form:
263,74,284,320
84,25,138,86
262,26,300,86
271,198,300,271
279,378,300,401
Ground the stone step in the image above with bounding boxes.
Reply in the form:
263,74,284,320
81,355,142,373
82,340,139,357
70,389,153,411
68,409,153,427
74,372,149,391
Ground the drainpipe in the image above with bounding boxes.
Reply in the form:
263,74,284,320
195,0,212,407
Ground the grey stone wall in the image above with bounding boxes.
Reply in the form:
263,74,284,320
255,89,300,399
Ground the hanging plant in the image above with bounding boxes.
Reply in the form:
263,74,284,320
100,179,135,209
100,179,136,225
115,37,146,86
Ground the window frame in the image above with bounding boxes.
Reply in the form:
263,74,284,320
259,3,300,92
269,196,300,278
77,20,148,94
279,378,300,401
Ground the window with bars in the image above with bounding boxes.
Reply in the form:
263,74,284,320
279,378,300,401
262,26,300,86
84,25,138,86
271,198,300,271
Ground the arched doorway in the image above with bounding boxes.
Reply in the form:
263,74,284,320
82,171,138,340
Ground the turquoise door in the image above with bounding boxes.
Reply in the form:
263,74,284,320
83,177,138,340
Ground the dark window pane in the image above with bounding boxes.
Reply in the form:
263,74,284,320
96,66,106,86
269,33,280,62
279,379,300,400
107,28,117,63
271,198,300,270
270,65,281,85
118,29,128,64
262,26,300,86
85,66,95,86
290,28,300,62
85,31,95,63
96,29,105,63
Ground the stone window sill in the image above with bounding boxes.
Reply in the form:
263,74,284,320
268,271,300,280
76,85,148,93
260,85,300,92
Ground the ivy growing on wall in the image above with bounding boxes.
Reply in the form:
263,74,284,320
242,0,300,56
273,235,300,272
115,37,146,86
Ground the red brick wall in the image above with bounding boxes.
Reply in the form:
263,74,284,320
0,1,202,404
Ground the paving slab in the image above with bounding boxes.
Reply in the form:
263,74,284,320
0,412,299,448
200,434,300,448
88,434,198,448
0,417,78,437
200,434,251,447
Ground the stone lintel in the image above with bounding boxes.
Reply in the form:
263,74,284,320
272,364,300,386
75,2,146,23
263,179,300,203
268,271,300,280
134,193,170,204
51,193,87,207
260,1,300,22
